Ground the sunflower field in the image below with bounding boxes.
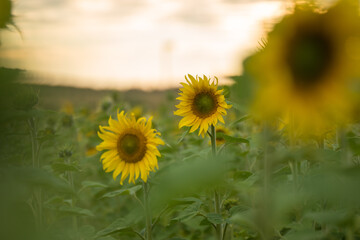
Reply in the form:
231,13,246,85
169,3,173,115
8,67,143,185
1,0,360,240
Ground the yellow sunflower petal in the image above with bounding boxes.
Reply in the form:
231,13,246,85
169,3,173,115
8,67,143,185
128,164,135,184
174,75,231,137
97,111,162,185
148,137,165,146
139,161,148,182
179,116,196,128
218,115,225,124
134,162,140,180
120,164,130,185
189,118,201,133
112,161,125,180
96,141,116,151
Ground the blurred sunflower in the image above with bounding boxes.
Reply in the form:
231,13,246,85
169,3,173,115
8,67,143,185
174,74,232,137
130,106,143,119
249,0,360,135
215,125,231,145
61,101,74,115
97,111,164,184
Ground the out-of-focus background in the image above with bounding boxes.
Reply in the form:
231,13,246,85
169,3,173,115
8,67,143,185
0,0,292,91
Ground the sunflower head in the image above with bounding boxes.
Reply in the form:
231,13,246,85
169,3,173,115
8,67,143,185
174,74,232,137
248,0,360,135
96,111,164,184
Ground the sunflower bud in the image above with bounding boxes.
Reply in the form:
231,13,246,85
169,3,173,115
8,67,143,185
59,149,72,158
223,198,239,211
101,99,112,111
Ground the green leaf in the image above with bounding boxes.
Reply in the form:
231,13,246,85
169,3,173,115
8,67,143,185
205,213,223,225
172,201,202,222
44,196,65,207
229,205,249,216
172,197,203,205
217,132,249,144
348,131,360,155
177,127,190,144
52,162,80,174
96,218,133,237
304,210,350,225
284,229,324,240
234,171,253,180
80,180,107,192
229,115,251,127
57,206,94,217
101,185,142,199
79,225,96,238
230,209,256,229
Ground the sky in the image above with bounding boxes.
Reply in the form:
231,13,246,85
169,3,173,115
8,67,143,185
0,0,291,90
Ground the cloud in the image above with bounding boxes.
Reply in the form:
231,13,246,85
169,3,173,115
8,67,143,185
167,0,219,26
1,0,288,90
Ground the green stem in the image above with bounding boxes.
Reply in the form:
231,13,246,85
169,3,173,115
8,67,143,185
211,125,222,240
28,118,39,167
288,111,299,191
263,125,269,197
262,124,271,240
133,194,145,210
28,118,43,231
289,160,298,191
133,230,146,240
338,128,351,166
143,181,152,240
214,191,222,240
222,222,228,240
66,157,78,234
152,205,169,230
211,125,217,156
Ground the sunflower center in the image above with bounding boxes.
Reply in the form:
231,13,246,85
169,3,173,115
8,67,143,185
286,30,334,89
192,92,218,117
117,132,146,163
119,134,139,155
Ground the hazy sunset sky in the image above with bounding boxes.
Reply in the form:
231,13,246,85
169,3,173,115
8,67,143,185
0,0,295,90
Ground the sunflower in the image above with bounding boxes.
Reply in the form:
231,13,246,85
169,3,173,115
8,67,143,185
215,125,231,145
249,0,360,135
96,111,164,184
174,74,232,137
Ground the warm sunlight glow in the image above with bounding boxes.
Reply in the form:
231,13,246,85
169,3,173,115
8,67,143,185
250,1,285,19
73,0,113,13
0,0,290,90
